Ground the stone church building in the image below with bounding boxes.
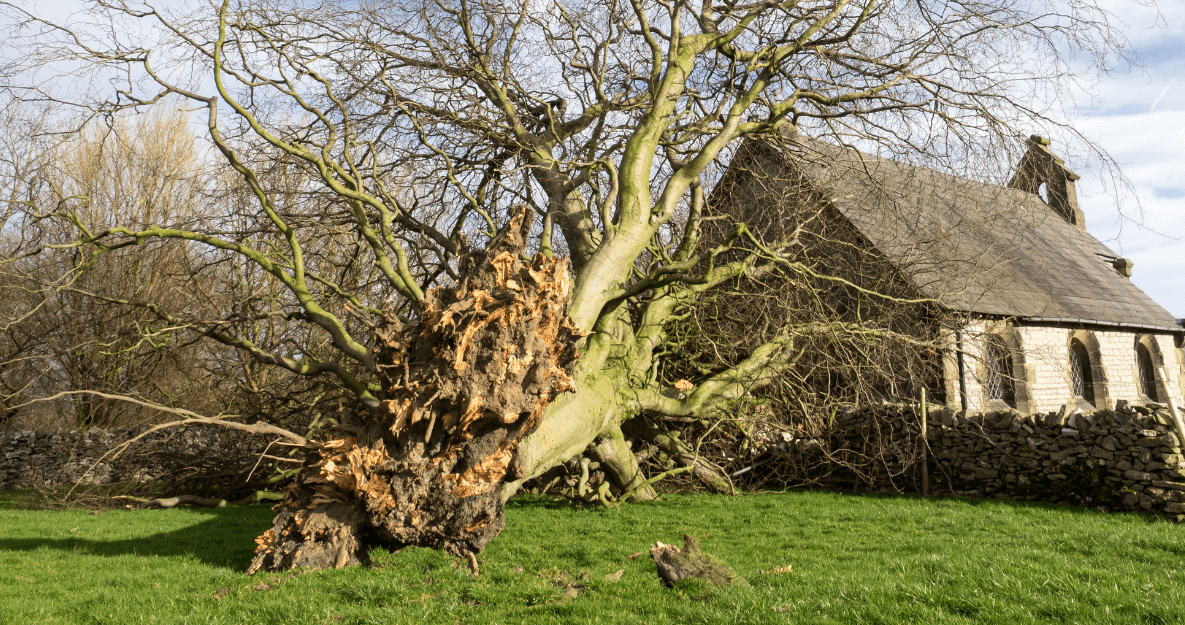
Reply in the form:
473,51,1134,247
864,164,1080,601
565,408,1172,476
716,128,1184,416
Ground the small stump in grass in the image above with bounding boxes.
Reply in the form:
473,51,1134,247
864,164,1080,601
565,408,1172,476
649,534,745,588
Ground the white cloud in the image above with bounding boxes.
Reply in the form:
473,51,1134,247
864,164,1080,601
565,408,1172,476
1075,110,1185,317
1055,1,1185,318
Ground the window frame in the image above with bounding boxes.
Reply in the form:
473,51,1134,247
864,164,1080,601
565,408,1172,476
975,323,1033,414
1066,330,1109,411
1134,334,1169,405
984,336,1017,408
1069,338,1095,405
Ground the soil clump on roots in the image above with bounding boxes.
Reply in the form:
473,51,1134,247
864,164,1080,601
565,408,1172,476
248,209,586,573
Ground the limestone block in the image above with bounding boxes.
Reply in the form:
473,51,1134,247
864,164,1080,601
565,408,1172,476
1090,448,1114,461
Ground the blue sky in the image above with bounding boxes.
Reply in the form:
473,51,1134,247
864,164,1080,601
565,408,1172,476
1073,0,1185,317
1,0,1180,317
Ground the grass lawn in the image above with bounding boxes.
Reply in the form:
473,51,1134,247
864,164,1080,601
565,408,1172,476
1,491,1183,624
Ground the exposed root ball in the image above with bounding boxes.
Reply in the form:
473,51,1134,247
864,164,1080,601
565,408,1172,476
248,209,586,573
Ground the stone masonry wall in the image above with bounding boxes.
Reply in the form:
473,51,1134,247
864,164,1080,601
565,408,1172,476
1158,334,1184,402
788,402,1185,518
957,323,1183,415
1178,339,1185,400
0,426,279,494
1015,325,1075,411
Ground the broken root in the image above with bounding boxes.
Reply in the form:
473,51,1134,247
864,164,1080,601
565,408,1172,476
115,490,285,509
650,534,745,588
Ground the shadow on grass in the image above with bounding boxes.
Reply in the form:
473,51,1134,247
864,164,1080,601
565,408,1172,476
0,505,274,571
3,489,1174,573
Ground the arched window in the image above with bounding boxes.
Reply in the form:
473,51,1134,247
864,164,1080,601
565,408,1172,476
1137,343,1159,402
985,337,1016,408
1069,338,1095,405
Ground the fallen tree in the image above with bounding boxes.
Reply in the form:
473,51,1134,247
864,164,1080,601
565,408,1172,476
248,208,589,572
0,0,1138,571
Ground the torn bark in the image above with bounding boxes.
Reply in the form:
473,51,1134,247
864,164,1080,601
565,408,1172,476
248,208,587,573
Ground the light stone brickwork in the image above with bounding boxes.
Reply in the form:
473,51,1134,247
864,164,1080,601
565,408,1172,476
1155,334,1185,406
1095,331,1137,405
1014,325,1071,412
951,322,1183,415
956,321,990,414
1178,340,1185,400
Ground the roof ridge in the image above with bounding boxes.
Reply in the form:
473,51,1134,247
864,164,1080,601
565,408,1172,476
739,132,1180,332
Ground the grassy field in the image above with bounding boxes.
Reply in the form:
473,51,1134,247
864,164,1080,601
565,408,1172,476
1,490,1184,624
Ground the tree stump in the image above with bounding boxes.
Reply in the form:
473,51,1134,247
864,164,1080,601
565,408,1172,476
649,534,745,588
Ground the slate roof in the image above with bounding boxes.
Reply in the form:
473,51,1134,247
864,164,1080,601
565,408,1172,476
773,135,1182,333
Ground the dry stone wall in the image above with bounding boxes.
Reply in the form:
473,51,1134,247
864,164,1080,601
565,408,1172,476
0,426,278,494
11,404,1185,519
790,402,1185,517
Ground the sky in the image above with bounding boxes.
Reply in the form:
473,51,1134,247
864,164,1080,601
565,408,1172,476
0,0,1181,317
1072,0,1185,318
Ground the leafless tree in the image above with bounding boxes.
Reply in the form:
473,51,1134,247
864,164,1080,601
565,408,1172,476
0,0,1138,571
0,108,343,434
0,99,59,427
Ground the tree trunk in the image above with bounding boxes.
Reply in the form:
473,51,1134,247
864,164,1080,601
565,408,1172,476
248,210,588,573
588,427,658,501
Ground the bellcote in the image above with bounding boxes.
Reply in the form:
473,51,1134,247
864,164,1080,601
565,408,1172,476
1007,135,1085,231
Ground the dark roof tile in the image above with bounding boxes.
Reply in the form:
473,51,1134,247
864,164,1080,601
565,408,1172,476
779,137,1180,332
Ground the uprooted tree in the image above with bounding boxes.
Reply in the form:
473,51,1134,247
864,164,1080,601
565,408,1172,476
0,0,1137,570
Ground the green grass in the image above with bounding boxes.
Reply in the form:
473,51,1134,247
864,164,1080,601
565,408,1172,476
2,492,1184,624
0,483,166,511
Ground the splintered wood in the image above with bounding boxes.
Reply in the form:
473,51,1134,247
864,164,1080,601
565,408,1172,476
248,209,586,573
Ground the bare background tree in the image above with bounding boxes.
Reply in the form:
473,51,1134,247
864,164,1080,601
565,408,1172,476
1,107,344,434
0,0,1139,571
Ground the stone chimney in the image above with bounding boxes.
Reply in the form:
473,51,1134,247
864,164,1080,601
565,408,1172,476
1007,135,1085,230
